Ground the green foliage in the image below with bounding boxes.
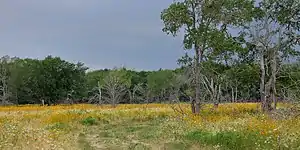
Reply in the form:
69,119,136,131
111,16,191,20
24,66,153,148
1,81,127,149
186,130,274,149
80,116,97,126
40,56,88,103
108,68,132,88
223,63,260,99
0,55,88,104
161,0,255,55
147,69,175,95
161,2,192,37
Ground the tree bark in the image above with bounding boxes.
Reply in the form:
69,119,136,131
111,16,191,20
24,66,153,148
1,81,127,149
270,49,277,110
190,96,196,114
260,49,267,112
262,48,278,112
97,81,102,105
194,46,202,114
235,86,238,103
231,87,235,103
264,79,273,111
273,85,277,109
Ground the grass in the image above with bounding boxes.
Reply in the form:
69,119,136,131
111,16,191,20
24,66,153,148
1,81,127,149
0,103,299,149
185,130,274,150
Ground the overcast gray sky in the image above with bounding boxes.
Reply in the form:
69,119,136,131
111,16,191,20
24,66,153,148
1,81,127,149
0,0,186,71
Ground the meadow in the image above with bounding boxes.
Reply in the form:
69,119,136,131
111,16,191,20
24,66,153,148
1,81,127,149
0,103,300,150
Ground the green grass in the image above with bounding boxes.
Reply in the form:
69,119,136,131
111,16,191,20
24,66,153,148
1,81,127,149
79,118,201,150
77,116,285,150
185,130,275,150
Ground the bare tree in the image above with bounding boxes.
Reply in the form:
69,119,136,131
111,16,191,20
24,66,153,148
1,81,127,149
249,16,282,112
201,74,222,108
129,83,149,104
102,74,127,107
87,81,103,105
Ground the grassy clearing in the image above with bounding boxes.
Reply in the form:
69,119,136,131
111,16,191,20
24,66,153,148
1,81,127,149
0,103,299,150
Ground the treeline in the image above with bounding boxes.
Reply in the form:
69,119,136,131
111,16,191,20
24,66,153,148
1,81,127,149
0,56,87,105
1,55,299,105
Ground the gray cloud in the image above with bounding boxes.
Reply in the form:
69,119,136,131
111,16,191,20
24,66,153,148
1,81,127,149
0,0,185,70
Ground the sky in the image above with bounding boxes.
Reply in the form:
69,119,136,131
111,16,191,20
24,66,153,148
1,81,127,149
0,0,186,71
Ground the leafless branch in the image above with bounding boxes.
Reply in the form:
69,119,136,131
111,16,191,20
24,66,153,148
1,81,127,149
102,75,127,107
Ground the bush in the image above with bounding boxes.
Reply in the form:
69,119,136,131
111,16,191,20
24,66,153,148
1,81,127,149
81,117,97,126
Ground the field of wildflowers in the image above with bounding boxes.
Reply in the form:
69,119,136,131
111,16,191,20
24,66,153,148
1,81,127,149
0,103,299,150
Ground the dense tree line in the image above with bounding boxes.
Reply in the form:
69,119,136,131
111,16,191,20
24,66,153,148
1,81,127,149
0,56,87,105
0,55,299,106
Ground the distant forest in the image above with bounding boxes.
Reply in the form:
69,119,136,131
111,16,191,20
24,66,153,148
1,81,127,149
0,55,299,105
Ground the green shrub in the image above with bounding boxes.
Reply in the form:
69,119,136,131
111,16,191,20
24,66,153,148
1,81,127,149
81,116,97,126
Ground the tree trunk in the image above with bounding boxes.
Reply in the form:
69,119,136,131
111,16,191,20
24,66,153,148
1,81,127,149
214,84,219,108
262,48,278,112
195,78,201,113
97,81,102,105
214,103,219,108
112,90,116,108
190,96,196,114
235,86,238,103
112,97,116,108
260,50,267,112
194,46,202,114
231,87,235,103
273,86,277,109
216,85,221,106
270,49,277,110
264,80,273,112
